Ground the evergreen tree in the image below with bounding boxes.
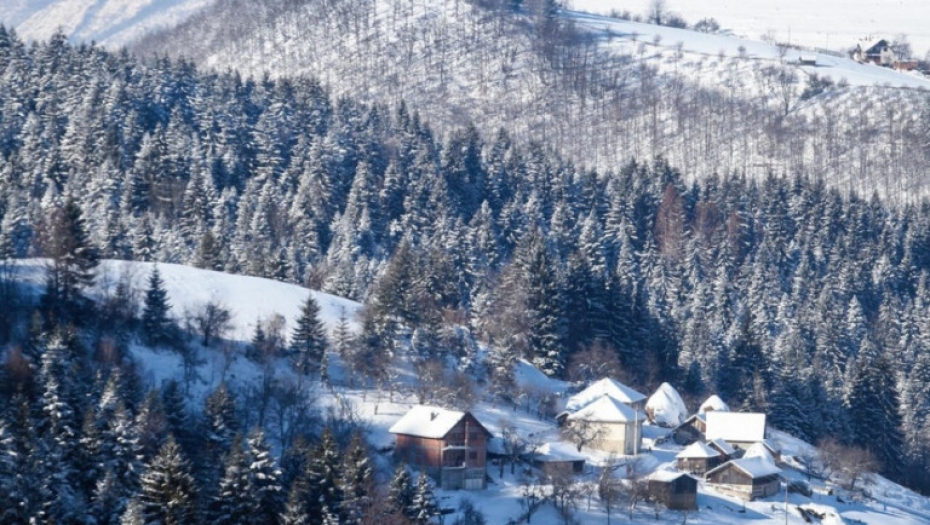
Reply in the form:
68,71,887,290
290,293,328,379
410,475,439,525
388,465,415,518
246,428,284,525
140,266,175,347
40,197,100,323
139,436,198,525
338,432,373,525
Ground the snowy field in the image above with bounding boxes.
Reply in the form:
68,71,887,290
567,0,930,60
0,0,214,46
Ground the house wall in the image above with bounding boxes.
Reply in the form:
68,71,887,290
588,420,643,455
677,456,719,475
647,478,697,510
707,466,780,501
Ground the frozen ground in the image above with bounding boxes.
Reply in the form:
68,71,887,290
566,0,930,60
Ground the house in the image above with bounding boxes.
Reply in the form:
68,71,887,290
564,377,647,413
389,405,491,490
704,412,766,451
676,441,723,475
672,413,707,445
705,457,782,501
745,440,782,464
565,395,645,455
647,470,698,510
526,442,586,476
852,39,897,66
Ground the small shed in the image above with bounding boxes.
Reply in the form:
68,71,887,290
705,412,766,451
647,470,698,510
676,441,722,475
527,442,586,476
705,457,781,501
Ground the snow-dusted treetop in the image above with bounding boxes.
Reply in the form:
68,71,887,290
645,382,688,427
565,377,646,412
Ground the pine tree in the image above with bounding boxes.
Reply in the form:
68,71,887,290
208,436,252,525
290,293,328,379
388,465,415,518
410,475,439,525
139,436,198,525
40,197,100,323
140,266,175,347
338,432,372,525
246,428,284,525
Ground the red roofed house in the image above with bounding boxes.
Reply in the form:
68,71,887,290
390,405,491,490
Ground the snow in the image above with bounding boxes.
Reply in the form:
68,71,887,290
677,441,721,459
648,469,698,483
646,382,688,427
564,377,646,412
700,394,731,413
565,0,930,60
709,438,737,457
709,456,782,479
532,442,586,462
388,405,482,439
0,0,214,47
566,395,644,424
743,442,777,463
706,412,767,444
514,358,568,395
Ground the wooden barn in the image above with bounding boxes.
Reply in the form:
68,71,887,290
389,405,491,490
705,457,781,501
676,441,723,475
708,438,737,460
647,470,698,510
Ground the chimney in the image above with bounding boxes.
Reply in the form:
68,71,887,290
430,411,438,421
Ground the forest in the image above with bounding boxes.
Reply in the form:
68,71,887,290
1,17,930,524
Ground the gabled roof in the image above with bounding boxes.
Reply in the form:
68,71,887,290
706,457,781,480
708,438,736,456
743,442,775,463
699,395,729,413
565,377,646,412
677,413,707,429
705,412,766,443
567,395,644,423
648,469,699,483
676,441,721,459
389,405,490,439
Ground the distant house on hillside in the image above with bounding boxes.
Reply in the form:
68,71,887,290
705,457,781,501
705,412,766,451
852,38,897,66
646,470,698,510
390,405,491,490
564,377,647,413
526,442,586,476
672,413,707,445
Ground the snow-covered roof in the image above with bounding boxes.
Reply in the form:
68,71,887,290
709,439,736,456
532,442,586,463
645,382,687,427
707,457,782,479
648,469,699,483
705,412,766,443
676,441,721,459
566,395,644,423
389,405,488,439
698,394,729,413
565,377,646,412
743,442,775,463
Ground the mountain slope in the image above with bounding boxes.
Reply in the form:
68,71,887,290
0,0,213,46
134,0,930,201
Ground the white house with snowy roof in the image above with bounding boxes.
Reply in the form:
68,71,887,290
705,411,767,451
564,377,647,412
564,393,645,455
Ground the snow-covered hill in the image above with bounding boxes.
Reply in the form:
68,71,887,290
567,0,930,60
6,259,930,524
0,0,213,46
